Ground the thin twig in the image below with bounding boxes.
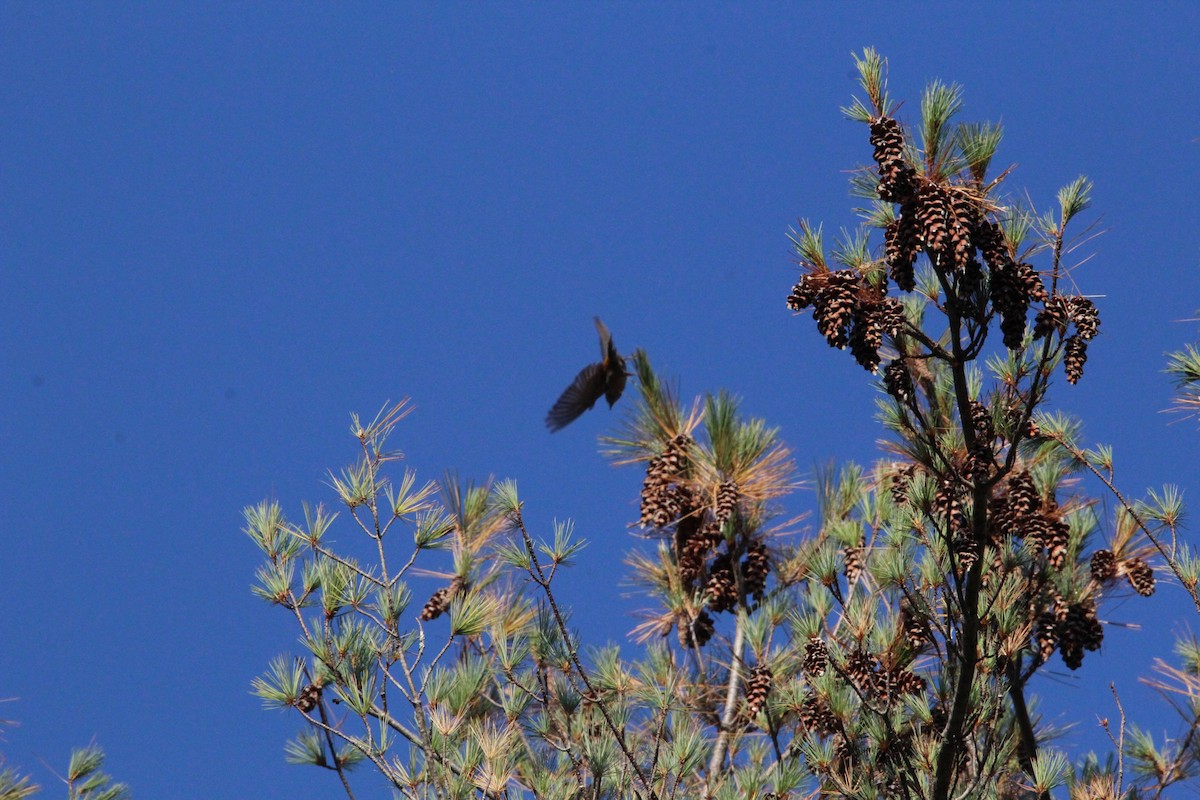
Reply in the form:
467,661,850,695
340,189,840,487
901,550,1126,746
1044,429,1200,615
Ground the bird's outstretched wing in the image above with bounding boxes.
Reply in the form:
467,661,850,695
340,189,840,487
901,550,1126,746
594,317,612,363
545,361,606,432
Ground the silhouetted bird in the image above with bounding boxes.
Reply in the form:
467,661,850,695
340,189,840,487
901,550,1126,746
545,317,628,432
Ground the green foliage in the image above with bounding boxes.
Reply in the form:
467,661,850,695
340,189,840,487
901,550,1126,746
66,746,129,800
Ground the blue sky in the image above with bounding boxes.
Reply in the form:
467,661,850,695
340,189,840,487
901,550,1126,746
3,4,1199,797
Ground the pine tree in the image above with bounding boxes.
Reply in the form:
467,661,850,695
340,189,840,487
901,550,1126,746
243,52,1200,800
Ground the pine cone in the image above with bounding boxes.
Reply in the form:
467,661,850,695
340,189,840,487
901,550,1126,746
744,664,774,717
960,257,987,309
990,261,1031,349
869,117,905,165
419,576,464,621
933,479,966,534
714,479,739,526
951,531,979,572
900,601,931,648
1044,520,1071,571
1078,603,1104,652
813,270,860,348
677,527,712,590
948,191,979,269
843,545,864,583
1015,261,1047,303
969,400,995,443
804,636,829,677
787,274,820,311
849,307,885,372
1124,558,1155,596
800,693,840,736
884,211,920,291
883,359,914,405
1006,471,1040,518
1058,602,1102,670
1069,296,1100,340
916,182,951,260
890,463,916,505
1035,609,1058,663
975,219,1010,272
988,496,1017,540
705,553,739,613
639,435,694,528
890,668,927,699
296,683,321,713
742,539,770,601
678,609,715,648
846,649,879,694
1033,295,1071,340
1064,334,1088,384
660,433,692,473
870,117,917,202
1023,514,1070,570
1090,549,1117,583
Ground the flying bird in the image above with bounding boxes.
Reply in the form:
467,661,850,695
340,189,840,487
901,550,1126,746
545,317,628,432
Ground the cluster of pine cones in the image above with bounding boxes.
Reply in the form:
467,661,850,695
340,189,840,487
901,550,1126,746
786,271,905,372
1033,294,1101,383
788,113,1101,387
1090,548,1155,596
989,471,1070,570
1035,595,1103,670
891,460,1159,671
844,648,926,705
639,434,770,647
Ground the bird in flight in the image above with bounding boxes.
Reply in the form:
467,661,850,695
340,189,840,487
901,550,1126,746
545,317,628,432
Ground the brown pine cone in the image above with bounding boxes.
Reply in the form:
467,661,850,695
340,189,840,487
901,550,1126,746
900,601,931,649
884,212,920,291
916,183,951,258
678,609,715,648
803,636,829,677
947,191,978,269
744,664,774,717
1005,471,1040,518
883,359,914,405
870,117,917,202
714,479,739,526
705,553,739,613
742,539,770,601
800,693,840,736
990,260,1031,349
1064,334,1088,384
419,576,465,621
1033,295,1072,340
890,463,916,505
1035,610,1058,663
1124,558,1155,596
843,545,864,583
787,274,820,311
1015,261,1047,303
1069,296,1100,340
974,218,1010,272
296,683,321,713
1090,549,1116,583
1058,602,1102,669
813,270,860,348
